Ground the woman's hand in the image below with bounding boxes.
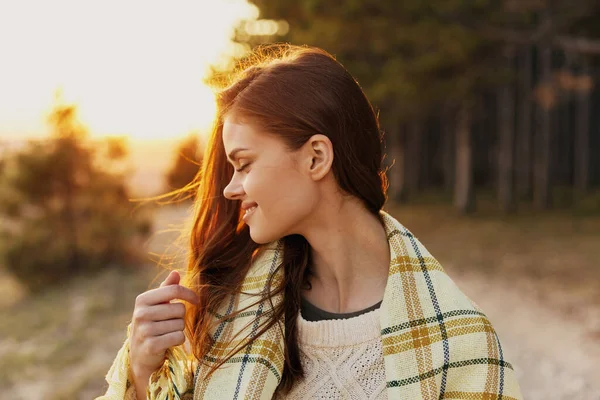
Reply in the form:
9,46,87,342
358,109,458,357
129,270,199,393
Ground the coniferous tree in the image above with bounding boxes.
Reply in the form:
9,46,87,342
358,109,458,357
164,133,203,199
0,103,152,292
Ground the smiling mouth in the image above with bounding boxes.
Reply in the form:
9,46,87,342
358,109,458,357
244,205,258,219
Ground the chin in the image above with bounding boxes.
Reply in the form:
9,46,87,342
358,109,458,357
249,231,273,245
249,227,285,245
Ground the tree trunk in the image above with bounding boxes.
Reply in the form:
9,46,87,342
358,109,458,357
574,57,591,198
498,47,517,213
534,43,553,210
62,138,80,273
406,121,423,196
441,104,455,193
516,46,533,201
422,122,433,189
557,52,574,187
387,119,408,203
454,103,475,214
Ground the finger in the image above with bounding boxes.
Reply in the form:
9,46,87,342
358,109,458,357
145,318,185,337
147,331,186,354
137,284,199,306
135,302,186,322
160,270,180,288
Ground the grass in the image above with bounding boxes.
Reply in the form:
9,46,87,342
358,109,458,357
0,204,191,397
0,201,598,398
0,267,153,391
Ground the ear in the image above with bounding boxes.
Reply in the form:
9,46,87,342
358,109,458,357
303,134,334,181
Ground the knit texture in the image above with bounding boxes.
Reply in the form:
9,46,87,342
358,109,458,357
97,209,523,400
274,307,387,399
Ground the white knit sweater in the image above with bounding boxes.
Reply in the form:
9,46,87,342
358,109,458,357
274,307,387,399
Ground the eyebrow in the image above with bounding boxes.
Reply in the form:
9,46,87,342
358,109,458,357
227,147,250,163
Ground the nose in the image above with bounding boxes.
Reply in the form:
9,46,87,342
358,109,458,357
223,175,244,201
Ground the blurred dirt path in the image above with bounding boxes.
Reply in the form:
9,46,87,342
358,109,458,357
451,269,600,400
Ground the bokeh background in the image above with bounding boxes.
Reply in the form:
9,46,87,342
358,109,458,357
0,1,599,399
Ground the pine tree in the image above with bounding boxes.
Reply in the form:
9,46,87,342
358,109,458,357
0,103,152,293
164,133,203,199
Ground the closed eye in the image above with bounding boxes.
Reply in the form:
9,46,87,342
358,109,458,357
235,163,250,172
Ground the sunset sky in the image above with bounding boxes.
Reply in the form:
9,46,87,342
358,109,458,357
0,0,258,141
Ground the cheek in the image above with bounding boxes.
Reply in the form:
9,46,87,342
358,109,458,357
247,168,315,213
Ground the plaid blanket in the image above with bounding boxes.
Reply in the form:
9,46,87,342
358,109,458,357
98,209,523,399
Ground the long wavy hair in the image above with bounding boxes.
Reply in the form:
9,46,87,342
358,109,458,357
178,44,388,394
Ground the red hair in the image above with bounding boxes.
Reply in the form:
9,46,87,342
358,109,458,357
179,44,388,394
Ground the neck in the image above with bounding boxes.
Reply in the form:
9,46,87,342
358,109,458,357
298,198,390,314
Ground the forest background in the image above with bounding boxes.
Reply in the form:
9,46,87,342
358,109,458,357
0,1,598,399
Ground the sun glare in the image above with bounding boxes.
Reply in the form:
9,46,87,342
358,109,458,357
0,0,258,140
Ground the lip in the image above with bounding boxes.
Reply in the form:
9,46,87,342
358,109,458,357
242,205,258,222
241,202,258,211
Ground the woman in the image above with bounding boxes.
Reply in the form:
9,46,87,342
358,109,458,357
99,44,523,399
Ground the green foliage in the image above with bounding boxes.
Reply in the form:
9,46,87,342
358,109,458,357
239,0,514,121
237,1,600,123
0,104,152,293
164,133,203,195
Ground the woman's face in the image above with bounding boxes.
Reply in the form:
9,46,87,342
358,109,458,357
222,117,319,244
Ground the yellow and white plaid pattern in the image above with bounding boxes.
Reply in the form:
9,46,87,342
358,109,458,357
98,209,523,399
